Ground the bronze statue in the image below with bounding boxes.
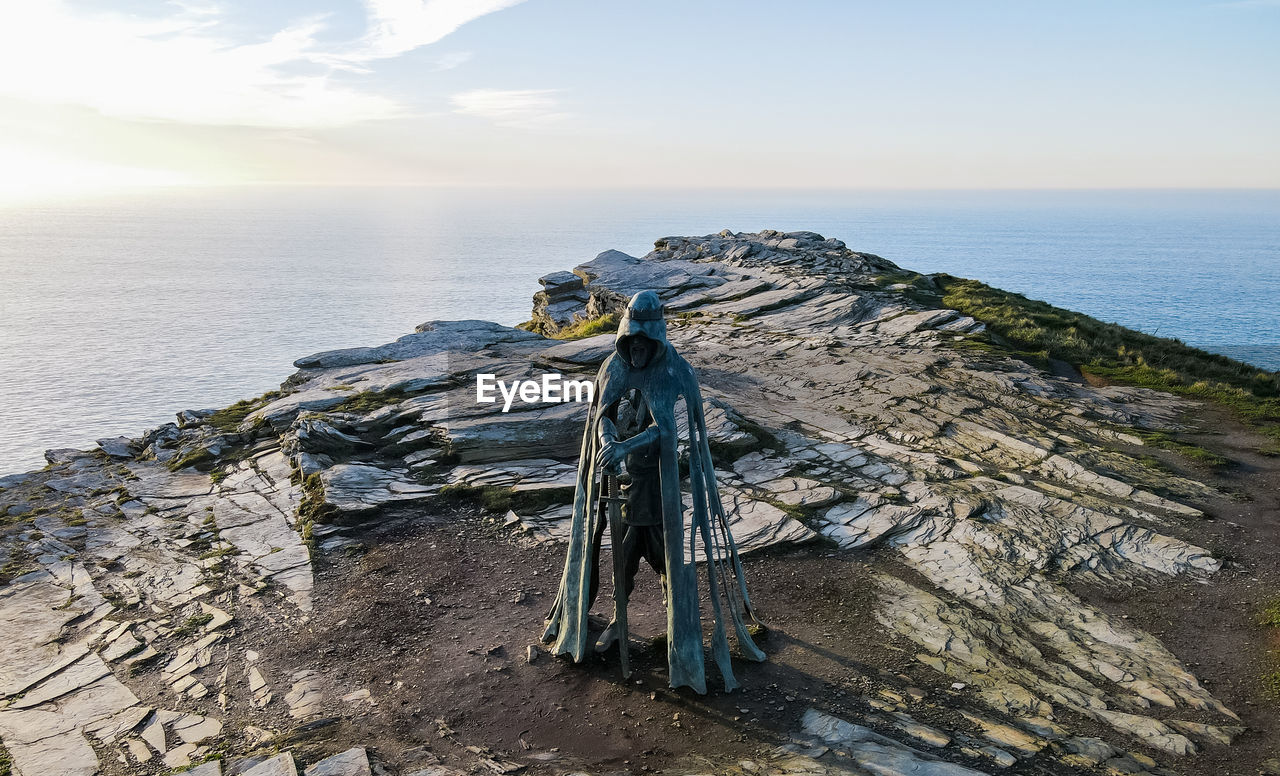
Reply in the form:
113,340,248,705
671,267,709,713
542,290,765,693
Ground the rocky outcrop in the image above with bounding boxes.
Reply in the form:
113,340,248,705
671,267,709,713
0,230,1253,775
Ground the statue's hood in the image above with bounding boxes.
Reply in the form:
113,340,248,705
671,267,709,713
615,290,668,367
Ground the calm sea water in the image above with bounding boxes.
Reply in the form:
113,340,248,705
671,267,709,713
1,187,1277,475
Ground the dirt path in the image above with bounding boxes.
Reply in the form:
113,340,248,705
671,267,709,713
244,402,1280,776
263,511,943,775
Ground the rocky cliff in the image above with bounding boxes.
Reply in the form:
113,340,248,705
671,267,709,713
0,231,1275,776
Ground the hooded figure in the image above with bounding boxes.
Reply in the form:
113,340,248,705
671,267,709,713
541,290,765,694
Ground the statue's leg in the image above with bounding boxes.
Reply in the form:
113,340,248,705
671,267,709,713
621,524,644,598
597,524,641,652
641,524,666,578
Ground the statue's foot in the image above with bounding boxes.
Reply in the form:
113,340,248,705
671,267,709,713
594,620,620,652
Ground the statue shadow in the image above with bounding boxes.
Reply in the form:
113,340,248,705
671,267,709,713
578,617,893,751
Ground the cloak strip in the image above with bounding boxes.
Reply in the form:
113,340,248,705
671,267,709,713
542,342,764,693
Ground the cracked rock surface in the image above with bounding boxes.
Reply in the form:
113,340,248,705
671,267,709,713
0,230,1273,775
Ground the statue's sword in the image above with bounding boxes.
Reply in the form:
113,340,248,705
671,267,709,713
605,473,631,679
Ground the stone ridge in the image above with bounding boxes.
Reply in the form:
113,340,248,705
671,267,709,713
0,230,1250,776
531,229,901,334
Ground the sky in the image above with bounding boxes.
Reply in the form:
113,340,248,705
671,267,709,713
0,0,1277,199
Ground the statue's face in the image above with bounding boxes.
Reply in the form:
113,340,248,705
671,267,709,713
629,337,652,369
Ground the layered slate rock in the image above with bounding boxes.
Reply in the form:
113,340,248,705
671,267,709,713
516,230,1240,769
0,230,1253,776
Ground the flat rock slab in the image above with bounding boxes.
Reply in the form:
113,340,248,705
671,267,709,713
440,402,588,463
537,334,616,365
320,464,439,514
294,319,543,369
449,459,577,490
125,462,215,500
0,727,98,776
801,708,990,776
284,671,324,719
243,753,300,776
0,572,94,697
304,747,372,776
12,653,111,709
759,476,841,507
574,248,725,299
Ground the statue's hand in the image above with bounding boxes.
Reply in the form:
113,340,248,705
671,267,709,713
596,439,628,473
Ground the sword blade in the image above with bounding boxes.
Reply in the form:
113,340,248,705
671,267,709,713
606,473,631,679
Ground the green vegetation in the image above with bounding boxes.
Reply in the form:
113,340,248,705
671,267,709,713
328,388,407,414
168,392,286,474
1261,598,1280,629
55,593,83,610
894,273,1280,456
295,472,333,546
168,751,227,774
0,741,11,776
0,509,32,530
520,310,620,338
439,483,576,514
198,546,239,561
205,390,283,433
167,447,216,473
1264,669,1280,700
873,271,930,289
1130,429,1229,468
172,612,214,638
553,312,621,341
102,591,138,610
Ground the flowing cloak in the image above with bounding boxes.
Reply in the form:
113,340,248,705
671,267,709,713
541,339,765,694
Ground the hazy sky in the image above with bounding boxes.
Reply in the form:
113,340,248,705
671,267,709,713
1,0,1277,198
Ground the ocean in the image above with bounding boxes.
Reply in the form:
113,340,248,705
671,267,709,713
1,187,1277,475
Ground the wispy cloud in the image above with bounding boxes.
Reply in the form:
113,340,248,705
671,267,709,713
343,0,526,62
0,1,523,128
451,88,566,128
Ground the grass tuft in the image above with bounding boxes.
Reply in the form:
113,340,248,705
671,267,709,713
1261,598,1280,629
925,275,1280,453
1131,429,1229,468
167,447,216,473
171,612,214,638
297,472,335,528
327,388,406,414
552,313,620,341
1264,669,1280,699
204,391,283,433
